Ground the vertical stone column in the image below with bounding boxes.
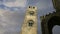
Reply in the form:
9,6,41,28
20,6,37,34
52,0,60,11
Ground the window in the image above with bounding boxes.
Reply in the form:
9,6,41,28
29,11,34,15
28,20,34,27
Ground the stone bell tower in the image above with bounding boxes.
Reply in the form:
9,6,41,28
20,6,37,34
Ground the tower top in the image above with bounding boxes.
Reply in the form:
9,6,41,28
27,6,37,11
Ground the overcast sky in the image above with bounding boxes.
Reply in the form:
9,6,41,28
0,0,60,34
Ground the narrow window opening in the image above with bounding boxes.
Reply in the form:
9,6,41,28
28,20,34,27
29,11,34,15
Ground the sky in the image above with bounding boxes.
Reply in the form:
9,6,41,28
0,0,60,34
